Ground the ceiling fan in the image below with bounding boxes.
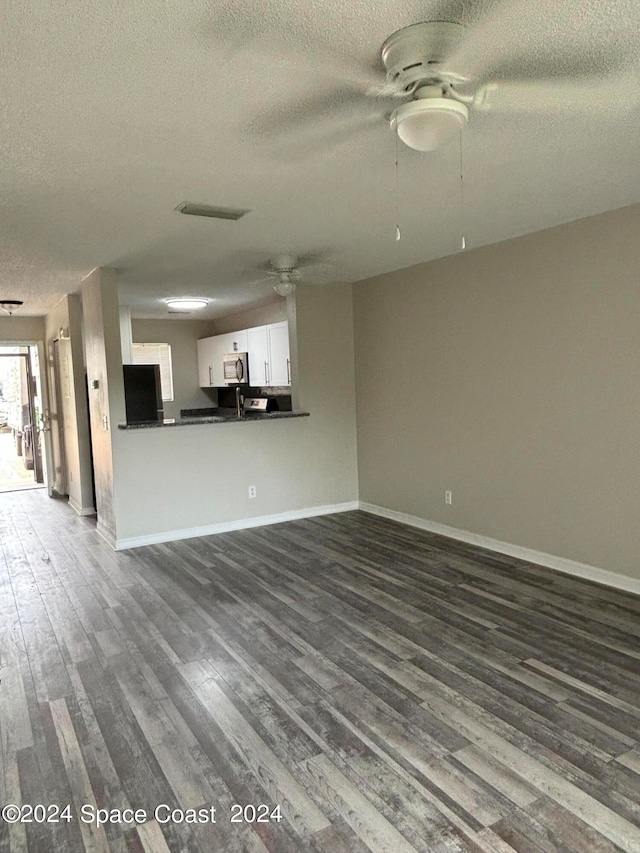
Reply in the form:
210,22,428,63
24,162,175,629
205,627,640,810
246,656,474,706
380,21,479,151
243,11,637,155
379,19,636,151
247,253,334,296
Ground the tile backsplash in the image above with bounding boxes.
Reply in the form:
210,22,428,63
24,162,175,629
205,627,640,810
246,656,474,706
216,386,292,411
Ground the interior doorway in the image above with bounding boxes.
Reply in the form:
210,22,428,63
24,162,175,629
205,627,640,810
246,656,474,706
0,346,46,493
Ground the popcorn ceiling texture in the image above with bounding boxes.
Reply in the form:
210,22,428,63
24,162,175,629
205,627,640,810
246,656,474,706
1,0,639,316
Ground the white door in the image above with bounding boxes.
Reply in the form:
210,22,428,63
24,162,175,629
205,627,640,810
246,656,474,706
226,330,248,355
210,335,229,387
247,326,270,387
267,322,290,386
197,337,214,387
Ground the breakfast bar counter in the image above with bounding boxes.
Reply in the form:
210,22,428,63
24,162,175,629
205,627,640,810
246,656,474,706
118,410,309,429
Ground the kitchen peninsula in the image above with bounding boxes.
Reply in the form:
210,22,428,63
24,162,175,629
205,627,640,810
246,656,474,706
83,273,357,552
122,312,306,428
118,410,309,429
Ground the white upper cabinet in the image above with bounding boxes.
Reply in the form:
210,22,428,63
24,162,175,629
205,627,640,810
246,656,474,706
197,337,214,387
211,331,248,387
198,331,249,387
248,322,291,387
226,330,248,355
267,321,290,386
198,324,289,388
247,326,270,387
209,335,228,387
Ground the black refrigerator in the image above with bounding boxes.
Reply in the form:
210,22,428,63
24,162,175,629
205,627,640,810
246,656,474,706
123,364,164,424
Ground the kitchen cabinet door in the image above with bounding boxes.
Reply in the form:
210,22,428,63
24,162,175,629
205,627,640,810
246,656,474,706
197,337,214,387
201,326,288,388
225,330,248,355
209,335,228,387
267,321,290,386
247,326,270,387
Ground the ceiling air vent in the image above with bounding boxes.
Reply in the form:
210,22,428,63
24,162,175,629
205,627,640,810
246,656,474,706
175,201,250,221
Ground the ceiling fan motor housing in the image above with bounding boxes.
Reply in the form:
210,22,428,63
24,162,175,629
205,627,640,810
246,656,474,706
270,253,298,273
381,21,470,91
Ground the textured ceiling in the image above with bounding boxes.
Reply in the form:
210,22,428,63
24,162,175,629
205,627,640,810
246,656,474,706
1,0,639,319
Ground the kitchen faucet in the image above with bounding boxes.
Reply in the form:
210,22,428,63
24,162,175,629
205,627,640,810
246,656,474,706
235,385,244,418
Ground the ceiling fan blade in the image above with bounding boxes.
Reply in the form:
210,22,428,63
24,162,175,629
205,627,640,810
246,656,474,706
473,74,639,114
246,89,390,162
302,265,336,285
296,247,333,265
248,87,387,140
447,0,639,87
240,276,270,286
293,42,402,98
269,113,386,162
222,32,401,98
442,0,519,82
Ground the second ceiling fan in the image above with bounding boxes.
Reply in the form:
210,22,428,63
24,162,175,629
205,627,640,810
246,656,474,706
246,253,335,296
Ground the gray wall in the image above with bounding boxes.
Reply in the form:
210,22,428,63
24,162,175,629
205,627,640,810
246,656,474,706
81,268,125,543
354,204,640,581
211,298,286,335
113,283,358,543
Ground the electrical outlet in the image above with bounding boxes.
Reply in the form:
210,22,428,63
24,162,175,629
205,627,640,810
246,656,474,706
445,490,452,505
248,485,257,499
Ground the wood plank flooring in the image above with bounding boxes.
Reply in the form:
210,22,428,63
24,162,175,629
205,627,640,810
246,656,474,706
1,489,640,852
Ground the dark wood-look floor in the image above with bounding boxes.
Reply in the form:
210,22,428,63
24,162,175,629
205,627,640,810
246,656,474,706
1,491,640,852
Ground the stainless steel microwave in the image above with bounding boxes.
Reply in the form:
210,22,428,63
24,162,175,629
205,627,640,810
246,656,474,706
223,352,249,385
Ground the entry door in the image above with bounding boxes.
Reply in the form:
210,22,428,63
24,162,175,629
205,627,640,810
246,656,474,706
0,345,52,491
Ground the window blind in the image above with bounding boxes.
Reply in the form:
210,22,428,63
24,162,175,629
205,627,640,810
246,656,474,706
131,343,174,402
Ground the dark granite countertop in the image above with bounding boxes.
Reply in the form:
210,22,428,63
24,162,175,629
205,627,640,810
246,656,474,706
118,410,309,430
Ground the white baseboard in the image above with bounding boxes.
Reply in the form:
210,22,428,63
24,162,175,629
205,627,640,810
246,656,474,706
69,496,96,517
114,500,360,551
359,501,640,597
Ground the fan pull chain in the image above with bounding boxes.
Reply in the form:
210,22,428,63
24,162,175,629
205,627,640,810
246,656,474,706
459,128,466,250
395,132,401,241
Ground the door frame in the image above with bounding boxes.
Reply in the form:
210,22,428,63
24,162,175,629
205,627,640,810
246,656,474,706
0,342,54,495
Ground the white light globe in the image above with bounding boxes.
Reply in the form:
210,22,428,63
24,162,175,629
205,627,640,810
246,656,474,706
273,281,296,297
391,99,468,152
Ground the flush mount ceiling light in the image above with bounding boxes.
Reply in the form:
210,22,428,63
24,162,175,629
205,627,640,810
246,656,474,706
164,298,209,311
390,86,468,151
0,299,24,316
